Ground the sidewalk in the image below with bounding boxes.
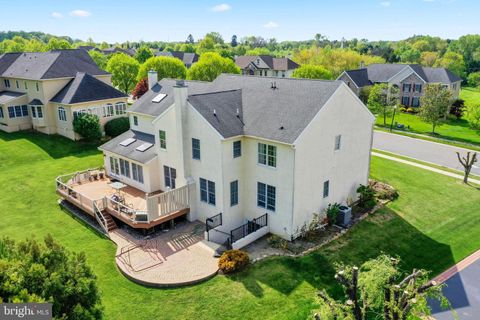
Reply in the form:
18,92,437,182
372,152,480,185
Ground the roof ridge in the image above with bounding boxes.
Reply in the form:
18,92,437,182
188,89,242,98
220,73,342,83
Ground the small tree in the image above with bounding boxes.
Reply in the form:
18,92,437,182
367,84,398,126
314,255,451,320
187,52,240,82
73,113,102,141
137,56,187,81
104,117,130,138
465,104,480,129
418,84,452,134
132,78,149,99
88,50,108,70
186,34,195,44
134,46,153,64
292,65,333,80
456,151,478,183
325,203,341,226
449,99,465,120
467,71,480,88
356,184,377,209
0,235,102,318
106,53,140,94
231,35,238,47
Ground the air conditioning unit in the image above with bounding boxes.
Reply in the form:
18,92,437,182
336,205,352,227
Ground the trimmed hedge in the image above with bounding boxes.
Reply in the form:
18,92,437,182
104,117,130,137
72,113,102,141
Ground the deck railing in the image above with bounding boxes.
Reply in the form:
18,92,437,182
146,184,190,219
93,199,109,233
230,214,268,244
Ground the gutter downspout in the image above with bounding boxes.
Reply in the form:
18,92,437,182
289,144,296,241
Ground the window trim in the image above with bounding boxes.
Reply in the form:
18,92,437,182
58,106,67,121
192,138,201,160
334,134,342,151
0,107,4,119
199,178,215,205
159,130,167,150
230,180,239,207
323,180,330,198
163,165,176,189
258,143,277,168
132,163,144,183
233,140,241,158
133,115,138,126
257,182,276,212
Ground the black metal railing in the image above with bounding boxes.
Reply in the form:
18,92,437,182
206,213,222,232
230,213,268,244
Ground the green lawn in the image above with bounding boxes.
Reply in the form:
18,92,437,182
1,131,479,320
460,86,480,108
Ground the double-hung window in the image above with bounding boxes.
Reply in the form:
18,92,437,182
164,166,176,189
323,180,330,198
334,135,342,151
7,107,15,118
230,180,239,206
257,182,276,211
14,106,22,117
31,106,36,118
115,102,126,115
414,84,422,93
159,130,167,149
0,107,4,119
192,138,201,160
110,157,120,175
402,96,410,106
119,159,130,178
58,107,67,121
402,83,411,92
200,178,215,205
3,79,10,88
21,105,28,117
411,97,420,107
258,143,277,168
132,163,144,183
36,82,39,92
233,140,241,158
36,106,43,118
133,116,138,126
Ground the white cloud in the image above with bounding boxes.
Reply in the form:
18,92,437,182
51,12,63,19
211,4,231,12
70,10,91,17
263,21,279,29
380,1,391,6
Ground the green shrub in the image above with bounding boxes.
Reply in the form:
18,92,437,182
104,117,130,137
357,184,377,209
467,71,480,87
325,203,341,226
400,107,408,113
267,234,289,250
218,250,249,274
73,113,102,141
406,107,416,114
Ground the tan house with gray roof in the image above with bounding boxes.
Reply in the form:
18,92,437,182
0,49,128,140
235,55,299,78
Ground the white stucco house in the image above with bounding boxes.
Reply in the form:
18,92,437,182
57,72,374,249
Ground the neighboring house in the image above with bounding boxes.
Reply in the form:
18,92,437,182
57,72,374,249
78,45,101,53
102,47,136,56
235,55,300,78
337,63,462,107
154,51,199,68
0,49,128,140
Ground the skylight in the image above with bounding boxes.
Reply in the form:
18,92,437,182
119,138,136,147
152,93,167,103
135,143,153,152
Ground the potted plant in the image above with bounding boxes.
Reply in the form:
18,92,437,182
99,166,105,179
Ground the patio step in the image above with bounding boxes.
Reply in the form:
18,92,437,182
103,212,118,231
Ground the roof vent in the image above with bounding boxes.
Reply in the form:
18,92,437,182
213,109,217,117
236,108,240,117
271,81,277,89
279,126,284,130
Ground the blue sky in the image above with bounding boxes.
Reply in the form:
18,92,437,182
0,0,478,43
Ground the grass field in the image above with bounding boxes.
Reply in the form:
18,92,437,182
1,131,479,320
460,86,480,108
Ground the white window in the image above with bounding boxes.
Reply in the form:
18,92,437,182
58,107,67,121
24,82,28,90
132,163,144,183
3,79,10,88
31,106,36,118
257,182,276,211
159,130,166,149
119,159,130,178
192,138,201,160
133,116,138,126
15,80,19,89
258,143,276,168
323,180,330,198
109,157,119,175
164,166,176,189
36,106,43,118
334,135,341,151
200,178,215,205
0,107,4,118
103,104,114,117
115,102,126,115
36,82,39,92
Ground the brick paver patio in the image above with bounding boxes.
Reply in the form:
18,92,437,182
110,221,219,287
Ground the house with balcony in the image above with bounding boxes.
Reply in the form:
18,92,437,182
235,55,299,78
337,63,462,107
57,72,374,249
0,49,128,140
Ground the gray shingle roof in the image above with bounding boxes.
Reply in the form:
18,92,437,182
0,91,25,104
51,72,127,104
0,49,109,80
154,51,199,67
128,79,211,117
343,64,462,86
235,55,299,71
99,130,157,164
28,99,43,105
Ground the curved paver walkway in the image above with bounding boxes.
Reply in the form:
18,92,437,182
110,221,219,287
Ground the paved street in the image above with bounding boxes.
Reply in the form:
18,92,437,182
373,131,480,176
429,250,480,319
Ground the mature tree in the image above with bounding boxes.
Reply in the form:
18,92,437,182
88,50,108,70
106,53,140,93
186,34,195,44
25,39,46,52
245,47,271,56
45,37,72,50
99,41,109,49
435,51,466,78
187,52,240,81
134,46,153,64
418,84,452,134
137,56,187,81
132,78,149,99
197,37,215,54
420,51,438,67
178,43,196,53
367,83,399,126
449,34,480,75
456,152,478,183
465,104,480,129
314,255,450,320
292,65,333,80
205,31,224,44
231,35,238,47
0,235,102,318
467,71,480,87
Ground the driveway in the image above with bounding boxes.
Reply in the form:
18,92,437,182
429,250,480,319
373,131,480,176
